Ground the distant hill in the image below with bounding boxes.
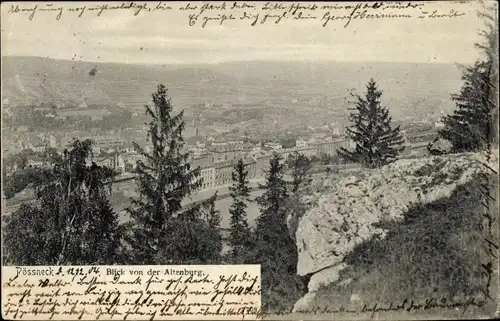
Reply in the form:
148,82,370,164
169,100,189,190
1,56,463,122
1,56,238,108
211,60,464,120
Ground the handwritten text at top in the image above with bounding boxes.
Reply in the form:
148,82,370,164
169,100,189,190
5,1,466,29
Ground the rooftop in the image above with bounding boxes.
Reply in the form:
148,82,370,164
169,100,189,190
192,157,214,169
214,156,257,169
208,144,247,153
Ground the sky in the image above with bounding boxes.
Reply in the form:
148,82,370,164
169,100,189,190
0,1,494,65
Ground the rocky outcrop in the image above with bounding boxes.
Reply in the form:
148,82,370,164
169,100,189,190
292,151,498,312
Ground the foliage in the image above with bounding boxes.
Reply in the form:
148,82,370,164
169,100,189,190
308,153,338,166
438,2,498,150
5,103,137,132
3,139,121,265
438,61,494,152
286,152,313,244
201,192,224,263
3,167,45,199
205,191,222,230
475,1,498,64
3,149,32,171
279,136,296,149
228,159,252,262
2,147,66,199
337,79,404,168
97,109,134,130
154,194,223,264
254,153,289,237
250,153,306,312
319,152,331,165
125,84,221,264
289,152,312,194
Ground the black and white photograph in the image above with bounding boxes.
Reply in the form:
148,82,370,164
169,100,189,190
1,1,499,319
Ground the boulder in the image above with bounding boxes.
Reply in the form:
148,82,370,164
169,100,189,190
295,151,498,277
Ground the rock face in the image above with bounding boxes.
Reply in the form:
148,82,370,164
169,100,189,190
295,151,498,277
292,151,498,312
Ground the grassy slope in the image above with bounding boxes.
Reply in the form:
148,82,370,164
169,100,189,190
302,177,498,319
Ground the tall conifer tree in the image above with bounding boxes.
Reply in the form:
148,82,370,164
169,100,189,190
438,2,498,151
252,153,304,312
337,79,404,168
228,159,252,261
126,85,202,264
286,152,312,244
255,154,288,242
438,61,493,152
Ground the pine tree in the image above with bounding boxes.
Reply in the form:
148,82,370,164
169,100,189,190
438,61,493,152
155,195,223,264
255,153,288,241
337,79,404,168
79,164,122,264
480,2,499,147
201,192,223,263
438,2,498,151
286,152,312,244
252,153,305,312
228,159,252,262
477,1,498,148
125,84,204,264
3,139,121,265
205,191,222,230
289,152,312,194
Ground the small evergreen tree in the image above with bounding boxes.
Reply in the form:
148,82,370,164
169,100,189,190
3,139,121,265
337,79,404,168
205,191,222,230
289,152,312,194
201,192,223,263
79,164,122,264
255,153,288,240
155,193,223,264
251,153,305,312
286,152,312,244
228,159,252,262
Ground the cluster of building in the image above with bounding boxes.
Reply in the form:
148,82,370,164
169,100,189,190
176,136,358,189
2,131,58,156
6,121,424,192
9,132,359,188
115,131,414,191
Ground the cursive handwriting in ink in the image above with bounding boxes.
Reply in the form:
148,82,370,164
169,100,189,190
4,1,469,30
2,265,261,320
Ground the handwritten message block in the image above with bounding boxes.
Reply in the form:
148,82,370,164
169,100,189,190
3,1,468,28
2,265,261,320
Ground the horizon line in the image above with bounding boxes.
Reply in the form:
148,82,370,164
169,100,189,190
1,54,469,67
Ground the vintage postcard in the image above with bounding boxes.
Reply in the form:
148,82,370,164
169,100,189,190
1,0,499,320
